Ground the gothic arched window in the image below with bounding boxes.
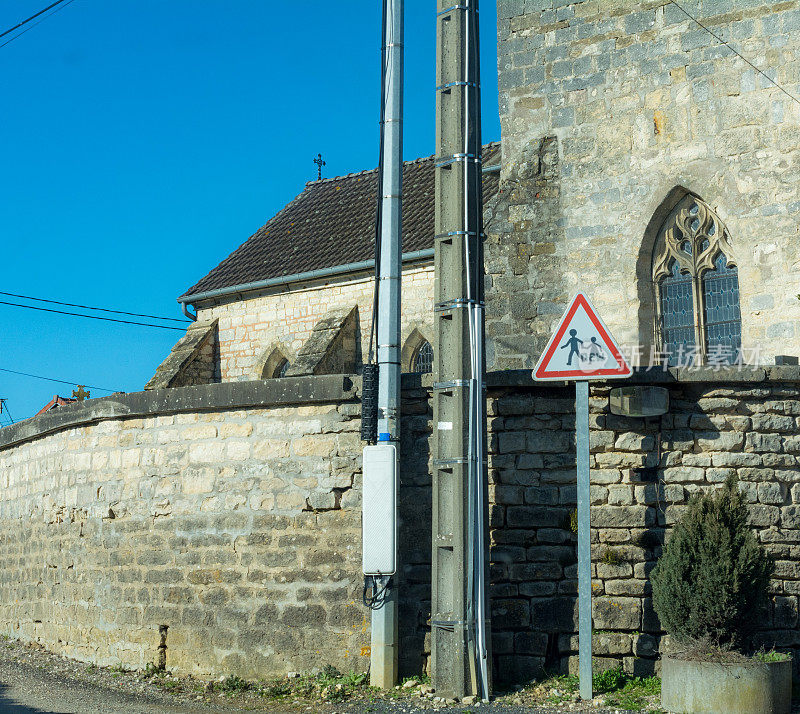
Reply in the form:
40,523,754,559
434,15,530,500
412,340,434,374
652,195,741,365
258,346,292,379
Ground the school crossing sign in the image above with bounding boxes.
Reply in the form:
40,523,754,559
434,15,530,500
533,293,632,381
532,291,632,701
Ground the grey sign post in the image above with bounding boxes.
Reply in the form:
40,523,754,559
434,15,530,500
532,292,632,701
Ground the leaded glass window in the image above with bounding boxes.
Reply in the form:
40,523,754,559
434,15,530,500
660,260,695,358
412,341,434,374
703,253,741,359
652,195,741,365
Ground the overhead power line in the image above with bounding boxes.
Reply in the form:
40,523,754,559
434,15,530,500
0,0,68,40
0,301,187,331
0,0,76,50
668,0,800,107
0,292,188,323
0,367,120,393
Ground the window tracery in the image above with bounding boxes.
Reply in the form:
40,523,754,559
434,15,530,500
652,195,741,364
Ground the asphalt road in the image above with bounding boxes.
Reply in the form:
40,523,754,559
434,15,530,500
0,657,216,714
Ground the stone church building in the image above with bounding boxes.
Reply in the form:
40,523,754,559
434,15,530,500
1,0,799,685
150,0,799,388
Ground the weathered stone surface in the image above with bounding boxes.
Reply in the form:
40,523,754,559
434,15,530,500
593,507,655,528
593,598,641,631
145,319,219,390
284,306,361,377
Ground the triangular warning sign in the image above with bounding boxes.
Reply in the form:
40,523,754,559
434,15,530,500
533,293,632,381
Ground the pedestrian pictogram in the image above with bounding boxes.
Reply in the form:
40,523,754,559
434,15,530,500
533,293,632,381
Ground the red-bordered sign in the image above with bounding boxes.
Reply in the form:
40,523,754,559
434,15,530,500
533,293,632,381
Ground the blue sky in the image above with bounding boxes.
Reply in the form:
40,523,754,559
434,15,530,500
0,1,500,421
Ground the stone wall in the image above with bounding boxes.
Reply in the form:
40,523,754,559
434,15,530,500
192,263,435,382
484,135,565,369
495,0,800,364
0,378,367,678
2,369,800,683
398,367,800,681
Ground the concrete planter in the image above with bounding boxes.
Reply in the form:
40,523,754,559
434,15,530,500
661,656,792,714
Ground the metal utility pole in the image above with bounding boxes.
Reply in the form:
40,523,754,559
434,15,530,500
370,0,403,690
431,0,491,701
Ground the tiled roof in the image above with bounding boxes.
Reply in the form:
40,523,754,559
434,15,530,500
35,395,77,416
180,143,501,300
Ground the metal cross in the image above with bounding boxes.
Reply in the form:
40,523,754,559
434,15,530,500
313,153,326,180
72,385,90,401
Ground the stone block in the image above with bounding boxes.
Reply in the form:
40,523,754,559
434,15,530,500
514,631,549,656
758,482,786,505
188,441,225,463
746,433,783,453
492,598,530,629
593,631,634,656
748,505,781,527
697,431,745,452
604,579,649,597
751,414,797,433
614,433,654,452
499,431,527,453
530,597,578,632
662,466,705,483
496,655,546,683
591,469,622,484
711,452,762,467
608,485,634,506
593,597,641,630
506,505,567,528
592,506,655,528
780,506,800,529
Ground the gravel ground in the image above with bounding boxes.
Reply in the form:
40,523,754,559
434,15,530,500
0,640,659,714
0,638,796,714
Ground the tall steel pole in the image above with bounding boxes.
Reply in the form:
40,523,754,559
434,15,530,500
432,0,491,701
371,0,403,690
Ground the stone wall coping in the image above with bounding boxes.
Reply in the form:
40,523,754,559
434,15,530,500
3,366,797,451
0,375,358,451
480,366,800,388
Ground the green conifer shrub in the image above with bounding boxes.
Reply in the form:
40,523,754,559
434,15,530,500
650,475,774,651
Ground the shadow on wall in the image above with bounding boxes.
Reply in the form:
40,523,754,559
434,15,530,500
398,373,433,675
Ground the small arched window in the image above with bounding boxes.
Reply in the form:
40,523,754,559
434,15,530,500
412,340,434,374
275,358,290,378
258,347,292,379
652,195,741,365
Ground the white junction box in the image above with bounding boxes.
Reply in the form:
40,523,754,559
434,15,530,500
362,444,397,576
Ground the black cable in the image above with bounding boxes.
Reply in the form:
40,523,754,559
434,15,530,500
0,0,76,50
0,301,186,331
0,0,68,39
362,575,391,610
668,0,800,107
0,292,188,323
0,367,119,393
1,401,14,424
0,400,11,426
